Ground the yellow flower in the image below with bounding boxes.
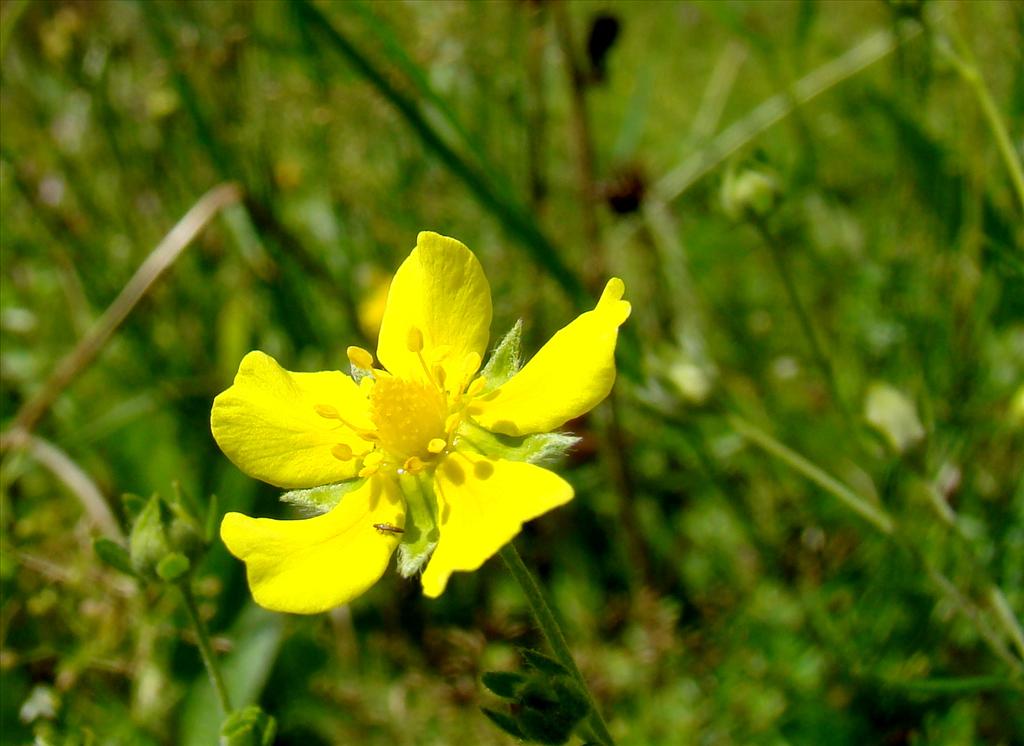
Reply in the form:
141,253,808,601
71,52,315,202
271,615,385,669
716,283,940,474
212,232,630,613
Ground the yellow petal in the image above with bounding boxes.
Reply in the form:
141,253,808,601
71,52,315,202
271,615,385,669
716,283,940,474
376,232,492,385
221,476,404,614
421,451,573,597
211,351,373,489
471,278,630,436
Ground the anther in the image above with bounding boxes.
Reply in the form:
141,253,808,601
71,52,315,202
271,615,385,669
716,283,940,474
362,451,384,468
315,404,341,419
358,463,381,478
403,456,426,473
347,346,374,371
331,444,353,461
466,377,487,398
406,327,424,353
427,438,447,454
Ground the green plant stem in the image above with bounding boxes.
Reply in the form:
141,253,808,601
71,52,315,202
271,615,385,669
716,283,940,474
729,414,1024,680
728,415,894,534
750,215,855,431
179,581,233,716
499,542,615,746
940,29,1024,218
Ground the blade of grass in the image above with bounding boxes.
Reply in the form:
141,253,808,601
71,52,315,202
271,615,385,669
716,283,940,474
294,0,587,305
2,182,242,441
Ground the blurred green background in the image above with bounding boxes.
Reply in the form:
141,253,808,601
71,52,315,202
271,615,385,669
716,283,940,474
1,0,1022,744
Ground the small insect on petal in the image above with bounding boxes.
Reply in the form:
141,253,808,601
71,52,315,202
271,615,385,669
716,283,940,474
373,522,404,535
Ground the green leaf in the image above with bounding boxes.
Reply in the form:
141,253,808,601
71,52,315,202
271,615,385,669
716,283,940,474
481,671,526,699
522,649,570,677
279,479,366,515
219,705,277,746
93,538,138,578
480,320,522,391
481,708,524,740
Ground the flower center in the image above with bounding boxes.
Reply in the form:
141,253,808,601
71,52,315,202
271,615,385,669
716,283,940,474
369,376,448,461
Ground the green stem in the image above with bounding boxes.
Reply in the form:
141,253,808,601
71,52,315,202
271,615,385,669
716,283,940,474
940,29,1024,218
728,414,894,534
499,542,615,746
729,414,1024,680
750,215,854,431
179,581,233,715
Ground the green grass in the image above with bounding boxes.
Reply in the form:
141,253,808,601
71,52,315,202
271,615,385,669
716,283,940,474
1,1,1022,744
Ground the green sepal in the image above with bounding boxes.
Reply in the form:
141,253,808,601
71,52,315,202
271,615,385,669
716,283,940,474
480,320,523,392
93,537,138,578
481,708,524,740
156,552,191,582
129,494,171,578
482,670,527,698
456,420,579,466
396,472,439,577
219,705,277,746
121,492,147,522
280,479,366,516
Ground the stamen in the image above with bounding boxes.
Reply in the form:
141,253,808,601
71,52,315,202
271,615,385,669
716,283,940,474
331,444,353,461
347,346,375,371
315,404,341,419
406,327,424,353
444,413,462,433
427,438,447,454
358,463,381,478
403,456,426,473
362,451,384,468
466,376,487,398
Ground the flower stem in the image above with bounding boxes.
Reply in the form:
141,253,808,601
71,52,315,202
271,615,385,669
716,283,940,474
749,215,855,432
499,542,615,746
178,580,233,715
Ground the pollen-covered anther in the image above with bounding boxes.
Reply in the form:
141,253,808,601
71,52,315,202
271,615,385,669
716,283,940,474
406,327,424,353
331,444,353,461
347,345,375,371
427,438,447,454
358,450,384,478
403,456,427,473
315,404,340,419
369,376,448,460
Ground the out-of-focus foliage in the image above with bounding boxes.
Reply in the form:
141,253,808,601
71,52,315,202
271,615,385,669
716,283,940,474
1,1,1022,744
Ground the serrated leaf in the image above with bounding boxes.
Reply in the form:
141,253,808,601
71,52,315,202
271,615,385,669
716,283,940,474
522,649,570,677
482,671,527,698
481,708,524,740
93,538,138,578
279,479,365,515
480,320,522,391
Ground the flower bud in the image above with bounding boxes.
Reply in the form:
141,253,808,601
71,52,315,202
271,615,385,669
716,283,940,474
865,382,925,453
721,168,780,220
